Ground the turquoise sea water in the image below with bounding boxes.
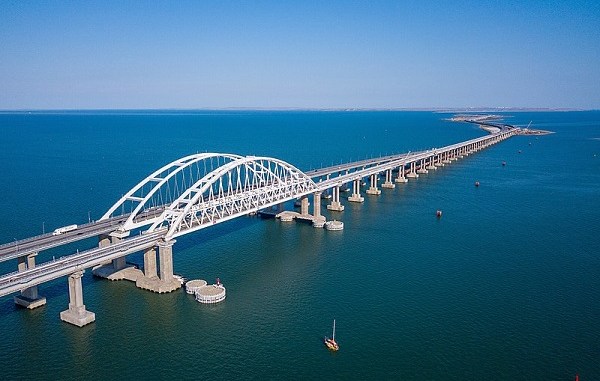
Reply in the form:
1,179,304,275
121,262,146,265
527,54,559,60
0,111,599,380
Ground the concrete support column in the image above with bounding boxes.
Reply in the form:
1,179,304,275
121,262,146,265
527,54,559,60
348,179,364,203
98,234,110,248
442,151,450,164
327,185,345,211
158,240,175,282
60,270,95,327
14,252,47,309
136,240,181,293
313,192,322,218
382,169,395,189
109,231,129,270
143,247,157,278
426,156,437,170
417,159,428,174
406,162,418,178
312,192,325,227
395,164,408,183
300,195,309,216
367,174,382,195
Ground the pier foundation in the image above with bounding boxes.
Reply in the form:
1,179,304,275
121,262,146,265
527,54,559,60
426,157,437,170
327,186,345,212
395,165,408,183
348,179,364,203
416,160,428,174
406,162,419,178
366,174,382,195
381,169,395,189
60,270,95,327
136,240,181,293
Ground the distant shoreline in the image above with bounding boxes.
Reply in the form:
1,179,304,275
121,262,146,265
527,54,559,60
448,113,554,135
0,107,596,113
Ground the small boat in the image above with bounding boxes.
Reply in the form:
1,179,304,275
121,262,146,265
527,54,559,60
324,319,339,351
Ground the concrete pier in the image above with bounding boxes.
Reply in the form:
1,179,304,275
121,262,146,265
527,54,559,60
348,179,364,203
366,174,382,195
93,229,141,281
395,165,408,183
14,252,46,309
442,151,451,164
110,230,129,270
327,185,345,211
136,239,181,293
300,195,309,215
426,156,437,170
312,192,326,227
60,270,95,327
382,169,396,189
406,162,419,178
143,247,157,278
416,159,428,174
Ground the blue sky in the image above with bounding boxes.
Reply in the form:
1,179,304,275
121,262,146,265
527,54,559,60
1,1,599,109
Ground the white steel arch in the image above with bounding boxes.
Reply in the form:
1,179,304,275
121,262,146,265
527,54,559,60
101,153,244,230
148,156,317,239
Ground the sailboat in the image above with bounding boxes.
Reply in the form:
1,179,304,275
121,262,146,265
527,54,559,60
324,319,339,351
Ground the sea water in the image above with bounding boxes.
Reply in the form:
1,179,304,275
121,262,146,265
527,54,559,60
0,110,598,380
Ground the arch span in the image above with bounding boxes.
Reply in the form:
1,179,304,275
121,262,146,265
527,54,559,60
101,153,244,231
148,155,318,239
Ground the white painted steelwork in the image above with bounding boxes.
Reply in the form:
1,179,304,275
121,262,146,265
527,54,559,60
147,155,318,239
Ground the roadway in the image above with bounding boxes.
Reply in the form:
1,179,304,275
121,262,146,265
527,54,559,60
0,230,165,297
0,207,164,263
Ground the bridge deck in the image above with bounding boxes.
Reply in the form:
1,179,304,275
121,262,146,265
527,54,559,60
0,127,516,298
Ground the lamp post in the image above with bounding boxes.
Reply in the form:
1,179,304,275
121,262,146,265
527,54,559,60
42,221,45,234
88,211,91,223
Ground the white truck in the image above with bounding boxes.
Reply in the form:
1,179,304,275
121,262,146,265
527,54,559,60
52,224,78,236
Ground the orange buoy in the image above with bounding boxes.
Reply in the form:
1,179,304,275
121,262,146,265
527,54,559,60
436,210,442,218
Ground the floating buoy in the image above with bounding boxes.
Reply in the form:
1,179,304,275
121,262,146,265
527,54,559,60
475,181,480,187
502,161,506,166
518,150,522,153
436,210,442,218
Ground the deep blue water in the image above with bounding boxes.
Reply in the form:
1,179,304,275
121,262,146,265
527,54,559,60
0,110,599,380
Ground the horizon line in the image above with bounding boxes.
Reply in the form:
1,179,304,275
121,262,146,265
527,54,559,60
0,106,597,112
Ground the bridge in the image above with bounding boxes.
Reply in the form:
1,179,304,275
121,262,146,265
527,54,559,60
0,125,516,327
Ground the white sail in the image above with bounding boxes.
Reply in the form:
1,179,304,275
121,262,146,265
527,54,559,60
332,319,336,341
